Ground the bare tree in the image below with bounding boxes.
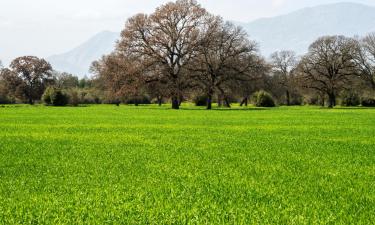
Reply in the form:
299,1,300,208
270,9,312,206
270,51,298,105
10,56,53,104
298,36,358,108
354,33,375,90
117,0,208,109
189,16,260,109
55,72,79,89
91,53,146,106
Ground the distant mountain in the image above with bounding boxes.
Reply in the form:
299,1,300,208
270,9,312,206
48,31,119,77
241,2,375,57
48,2,375,77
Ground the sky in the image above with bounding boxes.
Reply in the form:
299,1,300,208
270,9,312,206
1,0,375,65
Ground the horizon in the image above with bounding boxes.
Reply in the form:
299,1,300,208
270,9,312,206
1,0,375,65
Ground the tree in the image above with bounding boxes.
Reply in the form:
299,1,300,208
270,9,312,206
117,0,209,109
270,51,298,105
190,16,260,109
0,68,24,101
354,33,375,90
298,36,358,108
1,68,21,103
10,56,53,104
55,72,79,89
91,53,145,105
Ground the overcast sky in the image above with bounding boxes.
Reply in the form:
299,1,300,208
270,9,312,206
1,0,374,65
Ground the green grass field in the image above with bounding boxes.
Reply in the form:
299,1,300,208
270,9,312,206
0,105,374,224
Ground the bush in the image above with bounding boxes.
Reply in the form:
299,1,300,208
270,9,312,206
125,96,151,105
52,90,69,106
42,87,54,105
68,89,80,106
194,95,207,106
42,87,69,106
253,91,276,107
341,91,360,106
0,95,15,104
289,93,304,106
361,97,375,107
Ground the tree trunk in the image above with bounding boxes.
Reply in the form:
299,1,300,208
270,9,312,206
217,94,223,107
207,94,212,110
28,85,34,105
28,97,34,105
172,96,179,109
178,95,183,107
157,96,163,106
319,93,325,107
328,93,336,108
286,90,290,106
240,97,248,107
224,97,231,108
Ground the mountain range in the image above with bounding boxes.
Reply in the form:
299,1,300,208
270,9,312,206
48,2,375,77
48,31,119,77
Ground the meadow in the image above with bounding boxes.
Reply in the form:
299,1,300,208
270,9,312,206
0,105,374,224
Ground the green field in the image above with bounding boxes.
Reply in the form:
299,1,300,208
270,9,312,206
0,105,374,224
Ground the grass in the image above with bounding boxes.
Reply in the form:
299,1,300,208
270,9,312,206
0,104,374,224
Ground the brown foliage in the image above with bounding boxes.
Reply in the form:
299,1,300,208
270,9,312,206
117,0,209,109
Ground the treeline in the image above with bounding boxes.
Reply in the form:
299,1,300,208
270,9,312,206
0,57,101,106
1,0,375,109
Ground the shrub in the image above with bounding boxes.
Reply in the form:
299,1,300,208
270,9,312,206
68,90,80,107
194,95,207,106
341,91,360,106
42,87,54,105
42,87,69,106
361,97,375,107
52,90,69,106
290,93,304,106
0,95,15,104
81,93,97,104
125,96,151,105
253,91,276,107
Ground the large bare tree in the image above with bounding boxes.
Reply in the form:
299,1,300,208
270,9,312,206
298,36,358,108
354,33,375,90
190,16,260,109
10,56,53,104
270,51,298,106
117,0,208,109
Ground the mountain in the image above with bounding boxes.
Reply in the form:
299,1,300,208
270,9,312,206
48,31,119,76
48,2,375,77
241,2,375,57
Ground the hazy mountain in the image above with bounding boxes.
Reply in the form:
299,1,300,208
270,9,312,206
48,31,119,76
48,2,375,77
242,2,375,57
